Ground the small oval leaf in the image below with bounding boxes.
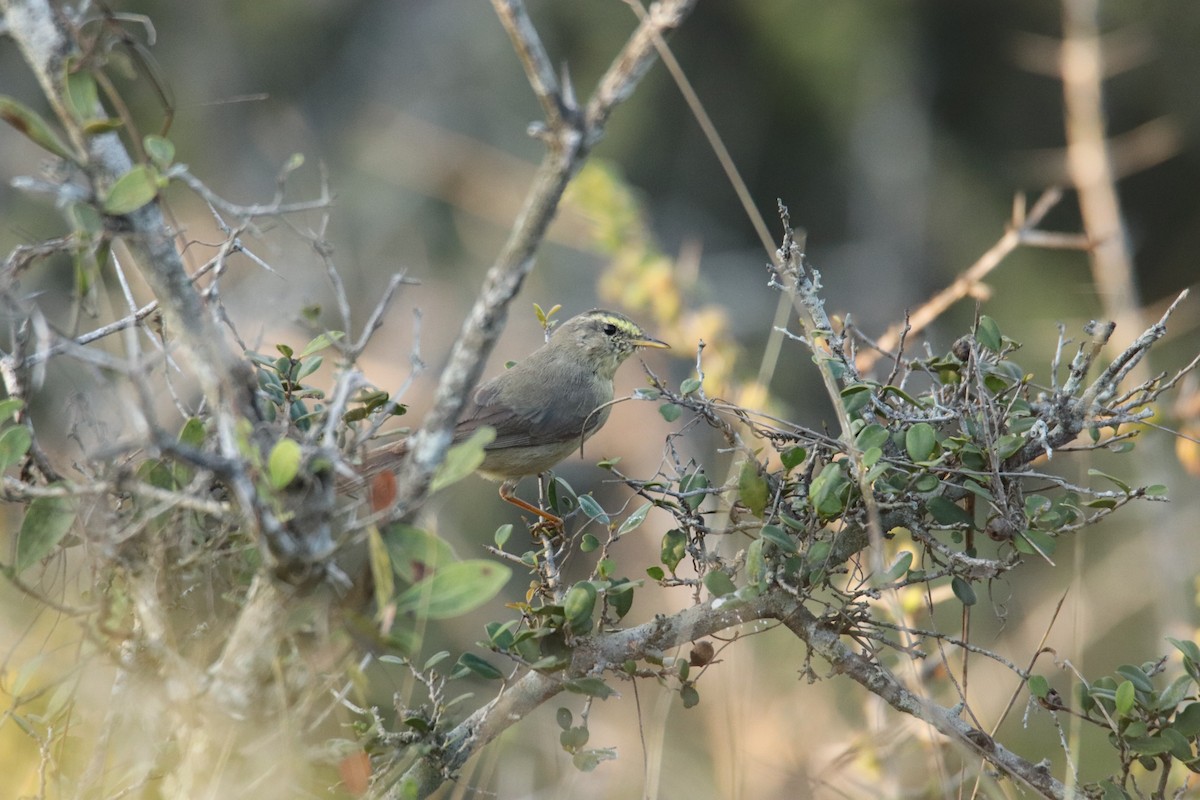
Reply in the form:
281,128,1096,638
563,582,597,634
267,438,302,489
103,164,159,215
16,495,76,573
950,576,977,606
430,426,495,493
0,95,76,161
906,423,938,463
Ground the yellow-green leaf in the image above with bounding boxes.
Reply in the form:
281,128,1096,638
430,426,495,493
661,528,686,572
737,460,768,518
367,526,395,610
64,69,99,121
102,164,159,215
298,331,345,358
394,559,511,619
1115,680,1136,717
143,134,175,169
266,438,302,489
0,397,24,421
0,96,76,161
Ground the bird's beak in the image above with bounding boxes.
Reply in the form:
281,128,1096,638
632,334,670,350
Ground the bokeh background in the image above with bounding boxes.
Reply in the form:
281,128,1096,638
3,1,1200,797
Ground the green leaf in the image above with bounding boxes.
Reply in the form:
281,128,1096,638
616,502,651,537
266,438,302,489
659,403,682,422
1028,674,1050,699
1088,468,1131,495
394,560,511,619
809,462,850,518
661,529,686,572
556,707,573,731
950,576,977,606
16,495,76,573
81,117,122,135
855,423,890,451
0,96,76,161
1098,780,1130,800
178,417,206,449
64,69,99,121
737,461,768,518
759,524,797,554
1014,529,1056,557
562,582,597,634
548,476,577,514
1115,664,1155,694
383,523,456,583
807,540,832,566
579,533,600,552
927,496,973,527
995,433,1025,460
298,331,345,357
490,522,513,547
367,526,395,609
681,684,700,708
1174,702,1200,737
1169,637,1200,665
905,423,938,463
577,494,608,523
0,425,32,472
143,134,175,169
1125,733,1170,755
564,677,617,699
102,164,159,215
680,377,701,394
961,479,994,502
607,578,635,619
679,470,708,511
881,384,922,406
295,356,323,381
745,538,765,585
1160,727,1193,761
560,724,589,751
572,748,617,772
430,426,495,493
454,652,503,680
780,446,806,471
879,551,913,584
913,473,940,493
0,397,24,421
1115,680,1136,717
646,566,665,581
976,315,1002,351
703,570,737,598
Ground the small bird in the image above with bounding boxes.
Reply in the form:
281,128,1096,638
360,309,668,524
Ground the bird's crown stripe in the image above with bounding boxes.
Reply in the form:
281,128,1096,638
592,314,643,336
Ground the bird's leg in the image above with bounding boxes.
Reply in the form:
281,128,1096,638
498,478,563,527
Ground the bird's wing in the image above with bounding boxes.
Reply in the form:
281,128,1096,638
457,373,607,450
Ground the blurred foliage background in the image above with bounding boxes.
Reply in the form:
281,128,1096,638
3,1,1200,797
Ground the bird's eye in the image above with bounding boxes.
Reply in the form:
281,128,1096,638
602,323,618,336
